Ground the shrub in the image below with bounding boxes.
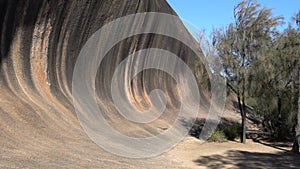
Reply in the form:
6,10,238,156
208,130,227,142
223,124,241,141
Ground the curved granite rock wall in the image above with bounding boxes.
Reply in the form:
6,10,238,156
0,0,209,168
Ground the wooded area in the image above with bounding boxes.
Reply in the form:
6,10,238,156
205,0,300,152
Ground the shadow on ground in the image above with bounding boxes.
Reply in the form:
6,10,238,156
194,150,300,169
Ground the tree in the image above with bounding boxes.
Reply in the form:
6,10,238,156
248,26,299,140
292,9,300,154
293,66,300,153
213,0,282,143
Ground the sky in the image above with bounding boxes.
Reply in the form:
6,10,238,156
167,0,300,36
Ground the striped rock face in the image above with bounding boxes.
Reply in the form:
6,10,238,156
0,0,221,168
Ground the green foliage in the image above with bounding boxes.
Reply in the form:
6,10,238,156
212,0,283,143
223,124,241,141
185,118,240,142
208,130,227,142
247,25,300,140
293,10,300,27
210,0,300,141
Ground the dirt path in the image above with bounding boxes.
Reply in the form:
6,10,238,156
164,137,300,169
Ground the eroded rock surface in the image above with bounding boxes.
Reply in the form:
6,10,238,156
0,0,207,168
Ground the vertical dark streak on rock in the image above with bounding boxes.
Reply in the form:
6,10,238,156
20,0,44,90
0,0,16,68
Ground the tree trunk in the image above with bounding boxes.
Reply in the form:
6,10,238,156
241,50,246,144
238,94,246,143
292,68,300,154
277,93,282,138
241,99,246,144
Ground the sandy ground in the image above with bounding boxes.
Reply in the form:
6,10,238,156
163,137,300,169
